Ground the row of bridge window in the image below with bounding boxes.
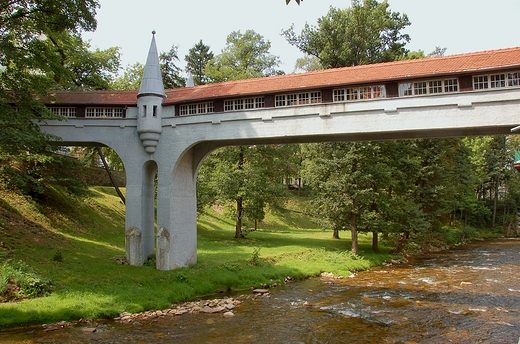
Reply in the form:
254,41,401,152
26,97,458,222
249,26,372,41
49,107,124,118
49,71,520,118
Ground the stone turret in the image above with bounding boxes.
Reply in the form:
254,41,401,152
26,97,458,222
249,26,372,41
137,31,166,154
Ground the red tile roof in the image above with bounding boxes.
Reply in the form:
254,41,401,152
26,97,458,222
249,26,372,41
48,47,520,106
45,90,138,105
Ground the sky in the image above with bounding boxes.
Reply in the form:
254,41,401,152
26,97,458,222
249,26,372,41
82,0,520,75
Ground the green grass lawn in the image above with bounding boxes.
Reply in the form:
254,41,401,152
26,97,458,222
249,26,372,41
0,186,397,329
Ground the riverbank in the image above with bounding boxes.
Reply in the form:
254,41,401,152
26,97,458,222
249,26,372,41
0,186,399,329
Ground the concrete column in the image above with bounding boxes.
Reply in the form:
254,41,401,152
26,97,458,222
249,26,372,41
156,147,198,270
124,159,157,266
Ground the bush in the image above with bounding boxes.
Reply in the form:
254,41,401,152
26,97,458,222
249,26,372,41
0,260,52,302
0,165,44,196
0,155,89,200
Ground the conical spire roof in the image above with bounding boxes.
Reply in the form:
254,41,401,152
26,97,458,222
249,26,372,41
138,31,166,99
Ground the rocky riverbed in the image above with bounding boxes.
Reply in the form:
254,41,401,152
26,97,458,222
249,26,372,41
41,288,274,333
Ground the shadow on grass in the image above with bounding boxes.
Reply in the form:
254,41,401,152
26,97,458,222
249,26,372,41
199,217,349,252
0,188,395,329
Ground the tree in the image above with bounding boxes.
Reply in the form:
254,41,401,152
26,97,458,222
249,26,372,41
282,0,410,68
0,1,126,199
303,142,381,254
204,29,282,82
110,62,144,90
185,40,214,85
43,31,120,90
201,145,292,238
1,0,101,158
160,44,185,89
294,56,323,73
283,1,412,253
467,136,512,228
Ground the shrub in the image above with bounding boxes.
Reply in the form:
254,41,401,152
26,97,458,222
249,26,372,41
249,247,261,266
0,260,52,302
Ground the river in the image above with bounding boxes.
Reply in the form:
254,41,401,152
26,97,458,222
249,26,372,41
1,238,519,343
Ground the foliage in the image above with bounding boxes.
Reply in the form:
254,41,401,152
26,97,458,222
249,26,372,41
302,141,424,254
77,147,125,172
0,0,121,197
204,29,282,82
282,0,410,68
42,31,120,90
110,62,144,90
185,40,214,85
160,44,185,89
249,247,261,266
0,260,52,301
0,153,88,199
198,145,295,238
294,55,323,72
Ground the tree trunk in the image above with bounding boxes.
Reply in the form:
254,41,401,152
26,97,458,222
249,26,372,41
394,231,410,254
333,229,340,239
235,197,244,238
492,179,498,228
372,231,379,253
234,147,245,239
350,212,358,255
96,147,125,205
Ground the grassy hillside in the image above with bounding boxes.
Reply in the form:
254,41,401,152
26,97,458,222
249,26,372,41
0,185,397,329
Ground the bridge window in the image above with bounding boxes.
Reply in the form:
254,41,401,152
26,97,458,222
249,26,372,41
474,72,520,90
275,92,322,107
491,74,506,88
311,92,321,103
49,107,77,118
86,107,124,118
334,85,386,102
414,82,428,95
444,79,459,92
473,76,488,89
429,80,443,94
399,79,458,96
275,95,286,107
287,94,298,106
179,102,214,116
224,97,265,111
